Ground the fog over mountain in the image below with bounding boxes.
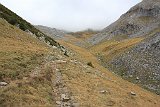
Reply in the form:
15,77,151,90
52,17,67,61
0,0,141,31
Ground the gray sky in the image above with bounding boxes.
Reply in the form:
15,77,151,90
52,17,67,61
1,0,141,31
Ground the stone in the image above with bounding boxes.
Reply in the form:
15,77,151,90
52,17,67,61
52,46,57,49
56,101,61,105
63,102,71,107
130,91,136,96
99,90,108,94
0,82,8,86
55,60,67,63
136,77,140,80
61,94,70,102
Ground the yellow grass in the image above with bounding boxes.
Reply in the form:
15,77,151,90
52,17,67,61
90,37,144,61
1,18,160,107
57,39,160,107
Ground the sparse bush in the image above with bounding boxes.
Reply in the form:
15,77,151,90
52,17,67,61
8,19,17,25
87,62,94,68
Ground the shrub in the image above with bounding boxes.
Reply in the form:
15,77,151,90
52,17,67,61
87,62,94,68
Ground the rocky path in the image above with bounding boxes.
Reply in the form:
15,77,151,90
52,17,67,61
30,57,79,107
51,61,78,107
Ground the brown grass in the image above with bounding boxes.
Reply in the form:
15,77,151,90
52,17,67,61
90,37,144,61
0,18,57,106
57,39,160,107
0,18,160,107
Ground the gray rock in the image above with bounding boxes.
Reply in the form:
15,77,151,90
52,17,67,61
130,91,136,96
61,94,70,102
62,102,71,107
56,101,61,105
99,90,108,94
0,82,8,86
136,77,140,80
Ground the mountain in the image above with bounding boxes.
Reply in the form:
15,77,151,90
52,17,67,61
87,0,160,45
35,25,67,39
36,26,99,47
1,2,160,107
89,0,160,94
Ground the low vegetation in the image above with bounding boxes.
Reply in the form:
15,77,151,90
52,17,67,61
0,4,60,47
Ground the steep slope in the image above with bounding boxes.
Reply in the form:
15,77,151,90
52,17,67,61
1,1,160,107
0,18,58,106
105,29,160,95
87,0,160,45
1,18,160,107
57,40,160,107
89,0,160,95
0,4,60,48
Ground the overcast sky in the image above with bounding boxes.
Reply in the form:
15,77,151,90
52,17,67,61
0,0,141,31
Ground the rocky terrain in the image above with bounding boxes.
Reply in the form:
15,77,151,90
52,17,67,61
101,29,160,94
0,0,160,106
1,17,159,106
87,0,160,45
35,25,67,40
88,0,160,95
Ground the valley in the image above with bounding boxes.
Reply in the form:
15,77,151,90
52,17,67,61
0,0,160,107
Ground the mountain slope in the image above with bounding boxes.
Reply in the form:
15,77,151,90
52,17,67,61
89,0,160,94
36,25,99,48
35,25,67,40
105,29,160,94
0,18,57,106
57,39,160,107
0,4,60,48
1,17,160,106
0,1,160,107
87,0,160,45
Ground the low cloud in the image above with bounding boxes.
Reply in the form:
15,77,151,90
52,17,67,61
1,0,141,31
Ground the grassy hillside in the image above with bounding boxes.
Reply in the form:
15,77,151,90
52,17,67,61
90,37,144,61
85,0,160,95
0,17,160,107
57,39,160,107
105,28,160,95
0,1,160,107
0,18,58,106
0,4,60,47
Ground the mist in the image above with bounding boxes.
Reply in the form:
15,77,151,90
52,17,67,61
0,0,141,31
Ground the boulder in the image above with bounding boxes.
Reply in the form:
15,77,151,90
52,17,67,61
0,82,8,86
